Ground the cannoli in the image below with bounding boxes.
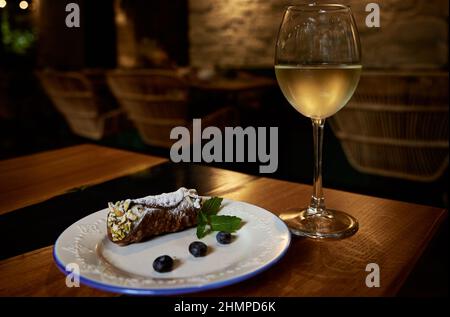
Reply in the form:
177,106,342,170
106,187,201,245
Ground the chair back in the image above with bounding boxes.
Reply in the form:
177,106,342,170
107,69,190,147
37,69,124,140
330,71,449,182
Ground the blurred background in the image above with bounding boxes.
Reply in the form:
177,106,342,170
0,0,448,210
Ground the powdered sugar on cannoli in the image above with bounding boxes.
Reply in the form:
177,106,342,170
106,188,202,245
133,187,201,209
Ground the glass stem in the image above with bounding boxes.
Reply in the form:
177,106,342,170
308,118,326,215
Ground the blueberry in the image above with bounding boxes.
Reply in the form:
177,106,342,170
216,231,232,244
189,241,208,257
153,255,173,272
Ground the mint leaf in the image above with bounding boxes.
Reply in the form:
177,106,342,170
196,223,208,238
210,215,242,233
195,197,243,238
197,210,208,225
201,197,223,215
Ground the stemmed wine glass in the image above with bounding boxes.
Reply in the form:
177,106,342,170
275,3,362,239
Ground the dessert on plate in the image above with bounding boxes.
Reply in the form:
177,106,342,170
106,187,201,245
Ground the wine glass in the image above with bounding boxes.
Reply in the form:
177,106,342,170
275,4,362,239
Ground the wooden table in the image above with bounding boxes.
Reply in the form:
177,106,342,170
0,145,446,296
0,144,167,215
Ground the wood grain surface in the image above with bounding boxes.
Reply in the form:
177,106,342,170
0,144,166,215
0,246,110,296
0,145,446,296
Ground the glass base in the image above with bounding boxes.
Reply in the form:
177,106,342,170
279,208,358,240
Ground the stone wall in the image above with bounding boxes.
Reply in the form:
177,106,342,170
189,0,449,69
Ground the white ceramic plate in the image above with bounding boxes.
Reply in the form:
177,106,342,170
53,198,291,295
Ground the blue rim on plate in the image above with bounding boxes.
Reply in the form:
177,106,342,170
52,200,292,295
52,220,291,296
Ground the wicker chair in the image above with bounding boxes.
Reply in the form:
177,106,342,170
329,71,449,182
107,69,238,148
37,69,126,140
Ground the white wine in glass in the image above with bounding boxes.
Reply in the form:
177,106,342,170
275,4,362,239
275,65,362,119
